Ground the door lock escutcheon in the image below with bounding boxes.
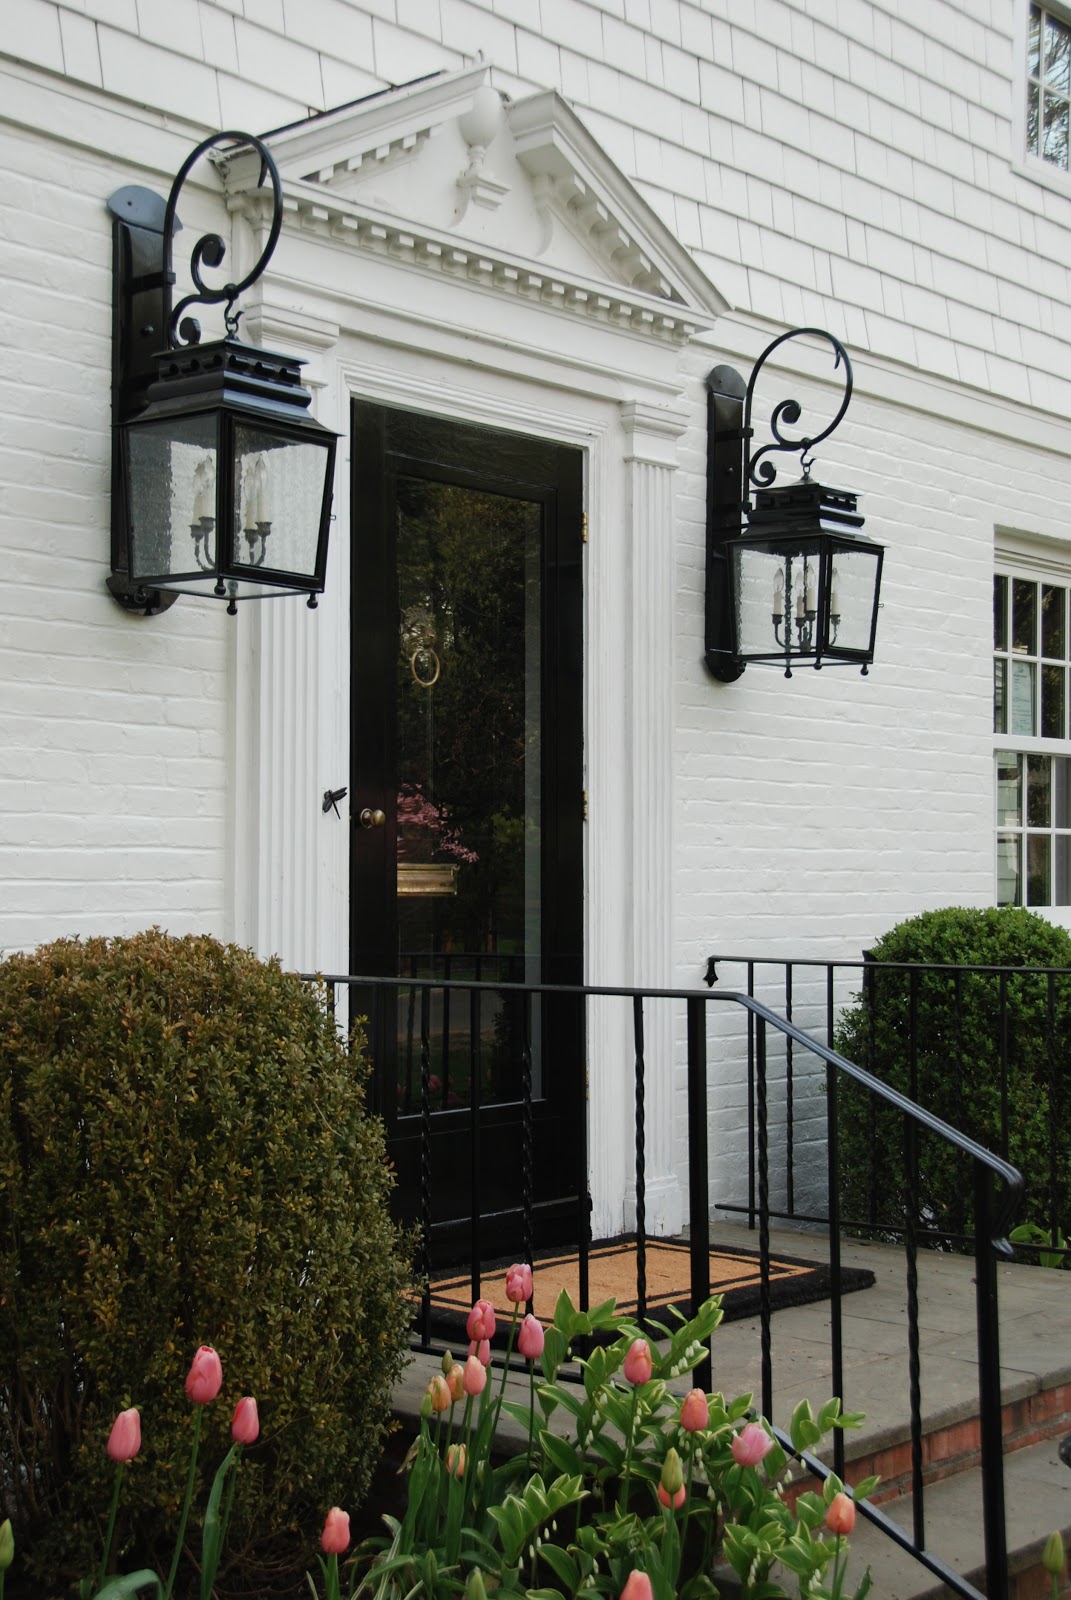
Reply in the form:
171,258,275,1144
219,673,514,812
358,807,386,829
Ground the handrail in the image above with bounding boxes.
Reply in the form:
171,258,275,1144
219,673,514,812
311,968,1024,1600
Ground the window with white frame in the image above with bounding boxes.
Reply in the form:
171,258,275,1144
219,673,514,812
994,572,1071,905
1027,4,1071,171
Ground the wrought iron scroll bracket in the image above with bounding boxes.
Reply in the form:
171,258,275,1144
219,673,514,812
162,131,283,348
743,327,853,490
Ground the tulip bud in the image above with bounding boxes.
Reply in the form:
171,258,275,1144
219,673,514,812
825,1491,856,1537
731,1421,774,1469
505,1263,533,1304
518,1314,545,1361
441,1350,454,1376
106,1407,142,1463
446,1363,465,1403
657,1482,686,1510
466,1299,496,1341
184,1345,223,1405
446,1442,466,1478
680,1388,709,1433
426,1374,451,1413
660,1446,684,1496
231,1396,259,1445
468,1338,491,1366
0,1519,14,1572
465,1568,487,1600
321,1506,350,1555
622,1339,653,1386
462,1354,487,1396
1042,1531,1066,1577
620,1572,653,1600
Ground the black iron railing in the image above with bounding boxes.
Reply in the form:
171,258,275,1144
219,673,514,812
310,971,1023,1600
706,951,1068,1263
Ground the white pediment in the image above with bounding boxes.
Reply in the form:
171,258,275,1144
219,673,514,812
220,65,729,344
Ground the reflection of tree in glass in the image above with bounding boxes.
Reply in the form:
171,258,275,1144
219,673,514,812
395,477,541,957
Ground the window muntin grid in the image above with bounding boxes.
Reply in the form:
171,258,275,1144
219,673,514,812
995,572,1071,905
1028,4,1071,171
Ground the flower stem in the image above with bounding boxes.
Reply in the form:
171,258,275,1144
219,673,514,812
97,1462,125,1592
526,1361,535,1471
165,1405,203,1600
619,1387,639,1513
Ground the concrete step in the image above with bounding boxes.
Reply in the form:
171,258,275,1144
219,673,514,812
842,1436,1071,1600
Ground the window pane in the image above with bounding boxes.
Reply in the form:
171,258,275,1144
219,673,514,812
994,658,1007,733
1028,754,1052,826
997,755,1022,827
1028,833,1051,905
1044,92,1070,167
1029,80,1041,154
997,834,1021,906
1045,12,1071,90
1042,585,1066,657
1042,664,1065,737
1030,4,1042,77
1011,660,1037,734
1013,579,1036,653
1056,835,1071,906
994,574,1008,651
1056,757,1071,827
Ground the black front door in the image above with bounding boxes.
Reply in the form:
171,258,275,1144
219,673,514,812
350,403,585,1262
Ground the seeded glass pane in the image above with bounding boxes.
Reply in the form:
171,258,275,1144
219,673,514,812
994,658,1007,733
1013,579,1036,653
1028,754,1052,825
1044,93,1070,166
1029,81,1041,153
1045,12,1070,90
997,755,1021,827
994,574,1008,651
1056,836,1071,906
1028,833,1051,905
1042,665,1065,737
1042,585,1066,657
997,834,1021,907
1011,660,1037,734
1056,757,1071,827
1030,4,1042,77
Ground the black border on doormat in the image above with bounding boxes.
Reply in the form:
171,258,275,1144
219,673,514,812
424,1236,875,1346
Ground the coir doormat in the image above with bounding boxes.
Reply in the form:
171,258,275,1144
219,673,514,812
426,1237,875,1338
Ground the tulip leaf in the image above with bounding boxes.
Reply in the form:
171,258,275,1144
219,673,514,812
541,1327,569,1382
552,1289,578,1334
92,1571,164,1600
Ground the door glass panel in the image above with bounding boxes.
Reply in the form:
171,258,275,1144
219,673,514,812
393,476,543,1115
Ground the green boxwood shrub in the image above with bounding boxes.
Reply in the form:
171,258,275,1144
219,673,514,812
834,906,1071,1251
0,930,414,1597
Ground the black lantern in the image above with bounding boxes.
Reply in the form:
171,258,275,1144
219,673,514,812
108,132,338,616
705,329,884,680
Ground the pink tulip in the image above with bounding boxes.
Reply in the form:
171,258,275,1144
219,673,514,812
825,1491,856,1537
505,1263,533,1304
620,1573,654,1600
680,1388,709,1433
622,1338,653,1386
657,1482,686,1509
184,1346,223,1405
518,1314,544,1360
462,1354,487,1396
321,1506,350,1555
231,1397,259,1445
106,1407,141,1463
731,1421,774,1468
466,1299,496,1341
446,1442,466,1477
468,1338,491,1366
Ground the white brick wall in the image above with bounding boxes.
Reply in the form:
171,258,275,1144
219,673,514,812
4,0,1071,1223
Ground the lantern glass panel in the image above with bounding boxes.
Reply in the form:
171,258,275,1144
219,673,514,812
232,423,328,580
829,544,881,654
731,538,823,659
125,414,217,582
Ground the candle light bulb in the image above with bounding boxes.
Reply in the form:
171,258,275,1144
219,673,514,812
830,567,841,615
795,577,805,620
773,569,785,617
804,569,817,615
192,457,214,522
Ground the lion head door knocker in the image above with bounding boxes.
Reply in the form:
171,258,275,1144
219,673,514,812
400,605,441,688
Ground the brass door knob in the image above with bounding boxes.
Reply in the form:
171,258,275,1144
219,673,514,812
358,807,386,829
